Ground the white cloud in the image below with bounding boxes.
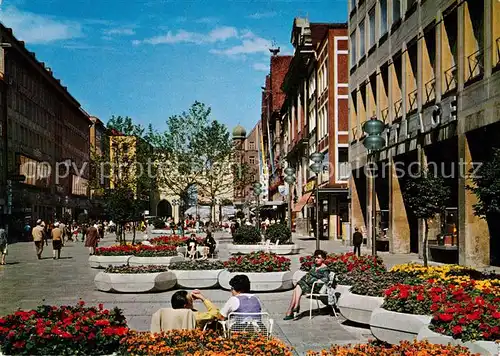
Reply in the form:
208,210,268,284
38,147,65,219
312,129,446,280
252,63,268,72
0,6,83,44
103,28,136,36
135,26,238,45
196,17,218,24
247,11,277,19
210,35,272,56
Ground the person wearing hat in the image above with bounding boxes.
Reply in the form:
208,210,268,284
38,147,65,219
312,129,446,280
51,222,63,259
32,220,44,259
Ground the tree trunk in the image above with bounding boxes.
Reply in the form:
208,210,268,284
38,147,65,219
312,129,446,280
423,219,429,267
132,222,136,245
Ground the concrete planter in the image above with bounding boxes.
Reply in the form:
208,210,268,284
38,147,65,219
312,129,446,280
128,256,184,266
370,308,432,345
293,270,307,285
227,244,300,255
418,325,499,355
218,270,294,292
337,290,384,325
335,284,352,296
89,255,132,269
150,229,173,235
173,269,224,289
94,271,177,293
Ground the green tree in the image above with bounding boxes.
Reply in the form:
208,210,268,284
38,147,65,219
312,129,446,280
403,170,450,267
467,148,500,219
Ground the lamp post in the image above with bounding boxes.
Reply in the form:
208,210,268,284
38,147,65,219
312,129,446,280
309,152,324,251
362,117,386,256
253,182,262,231
284,167,296,237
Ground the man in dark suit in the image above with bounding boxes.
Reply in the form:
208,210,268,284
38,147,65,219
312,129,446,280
353,227,363,257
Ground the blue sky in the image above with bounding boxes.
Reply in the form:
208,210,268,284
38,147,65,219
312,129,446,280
0,0,348,132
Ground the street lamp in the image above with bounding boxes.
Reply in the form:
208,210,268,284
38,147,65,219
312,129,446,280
253,182,262,231
309,152,324,250
284,167,296,237
362,117,386,256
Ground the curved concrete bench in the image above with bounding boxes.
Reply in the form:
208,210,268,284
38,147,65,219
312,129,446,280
128,256,184,266
417,325,499,355
172,269,223,289
227,244,300,255
337,290,384,325
218,270,294,292
94,271,177,293
89,255,132,269
370,308,432,345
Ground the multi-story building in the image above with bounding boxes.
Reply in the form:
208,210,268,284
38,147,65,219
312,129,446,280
89,116,110,201
348,0,500,267
0,24,91,233
232,124,260,209
280,18,349,238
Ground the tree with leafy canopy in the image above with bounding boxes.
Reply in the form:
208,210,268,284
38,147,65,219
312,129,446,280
467,148,500,219
89,116,152,244
403,170,450,267
193,119,234,222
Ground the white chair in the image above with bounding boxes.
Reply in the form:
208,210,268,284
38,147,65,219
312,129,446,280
222,312,274,339
308,272,338,320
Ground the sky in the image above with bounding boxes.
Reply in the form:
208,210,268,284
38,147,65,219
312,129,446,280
0,0,348,132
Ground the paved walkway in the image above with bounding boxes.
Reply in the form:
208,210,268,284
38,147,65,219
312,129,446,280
0,231,412,355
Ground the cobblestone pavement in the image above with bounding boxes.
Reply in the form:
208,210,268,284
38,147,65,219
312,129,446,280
0,231,389,355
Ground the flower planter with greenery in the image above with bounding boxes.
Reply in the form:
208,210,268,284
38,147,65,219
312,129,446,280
305,340,482,356
94,265,176,293
126,245,184,266
0,302,128,356
229,225,299,255
168,260,225,289
119,330,292,356
219,252,293,292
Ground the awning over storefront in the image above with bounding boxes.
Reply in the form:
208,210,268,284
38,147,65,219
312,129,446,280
293,192,313,212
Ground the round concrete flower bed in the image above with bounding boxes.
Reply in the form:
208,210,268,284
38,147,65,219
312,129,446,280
218,270,294,292
169,260,225,289
227,244,299,255
337,290,384,325
129,255,184,266
94,265,177,293
220,251,293,292
89,255,132,269
370,308,432,345
417,325,499,355
150,229,174,235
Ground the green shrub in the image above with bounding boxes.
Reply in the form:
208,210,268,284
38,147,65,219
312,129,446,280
265,223,291,243
233,225,261,245
150,217,166,229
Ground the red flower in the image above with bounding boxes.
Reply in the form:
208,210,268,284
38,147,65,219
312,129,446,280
95,319,110,326
438,313,454,322
492,311,500,319
12,341,25,349
452,325,462,335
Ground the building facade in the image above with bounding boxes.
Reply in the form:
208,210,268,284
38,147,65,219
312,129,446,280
0,24,91,235
348,0,500,267
279,18,349,238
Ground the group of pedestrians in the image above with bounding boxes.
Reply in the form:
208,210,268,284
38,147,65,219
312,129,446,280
31,219,65,260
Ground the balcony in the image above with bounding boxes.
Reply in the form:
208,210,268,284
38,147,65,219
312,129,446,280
381,107,389,123
408,88,418,113
338,161,350,181
425,78,436,104
444,65,457,93
394,98,403,119
466,49,484,82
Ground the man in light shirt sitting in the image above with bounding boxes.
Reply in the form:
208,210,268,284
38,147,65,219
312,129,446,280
170,290,220,329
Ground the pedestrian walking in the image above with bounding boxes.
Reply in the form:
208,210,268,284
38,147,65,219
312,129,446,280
353,227,363,257
85,224,99,255
0,224,8,265
32,220,44,259
51,223,63,260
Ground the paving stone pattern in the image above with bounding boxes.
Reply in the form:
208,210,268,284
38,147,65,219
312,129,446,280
0,231,418,355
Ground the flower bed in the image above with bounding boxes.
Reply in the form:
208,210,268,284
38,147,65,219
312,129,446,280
0,302,128,356
225,251,291,273
305,340,481,356
119,330,292,356
94,267,176,293
169,260,225,289
89,255,132,269
96,245,178,257
227,243,300,255
219,252,293,292
149,235,187,246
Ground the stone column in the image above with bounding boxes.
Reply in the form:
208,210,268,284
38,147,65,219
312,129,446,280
349,175,366,245
389,157,410,253
458,134,490,268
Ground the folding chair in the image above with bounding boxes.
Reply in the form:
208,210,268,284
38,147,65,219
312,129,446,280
308,272,338,319
223,312,274,339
